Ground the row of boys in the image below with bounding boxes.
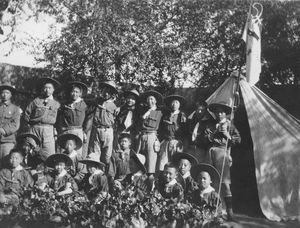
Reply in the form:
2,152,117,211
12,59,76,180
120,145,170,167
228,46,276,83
0,132,220,213
0,77,241,220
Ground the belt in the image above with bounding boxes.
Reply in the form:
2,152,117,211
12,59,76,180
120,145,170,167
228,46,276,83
32,123,53,127
141,130,157,135
61,126,83,131
95,125,112,129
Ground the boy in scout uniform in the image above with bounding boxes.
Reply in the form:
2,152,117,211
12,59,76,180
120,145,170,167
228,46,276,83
23,77,61,161
202,102,241,221
84,81,118,167
57,81,88,157
157,95,187,171
137,90,163,174
0,84,21,161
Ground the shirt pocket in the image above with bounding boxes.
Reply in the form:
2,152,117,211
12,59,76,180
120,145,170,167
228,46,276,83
33,106,46,118
145,116,158,128
47,107,58,119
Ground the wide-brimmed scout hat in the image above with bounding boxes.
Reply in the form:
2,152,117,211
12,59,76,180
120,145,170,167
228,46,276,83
208,101,232,115
165,94,186,108
99,80,118,94
118,132,131,141
16,133,40,149
66,81,88,96
123,89,139,100
37,77,61,90
191,163,221,191
79,153,105,169
140,90,163,105
0,84,16,95
171,152,198,167
46,153,73,168
57,133,83,151
129,151,147,174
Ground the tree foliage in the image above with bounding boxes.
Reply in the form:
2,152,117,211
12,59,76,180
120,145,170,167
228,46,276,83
1,0,300,93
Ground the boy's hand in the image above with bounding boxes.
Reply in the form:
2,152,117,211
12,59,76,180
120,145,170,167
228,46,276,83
114,180,122,190
227,155,233,167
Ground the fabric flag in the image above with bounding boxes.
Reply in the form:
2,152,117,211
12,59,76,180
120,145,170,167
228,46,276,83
242,3,263,86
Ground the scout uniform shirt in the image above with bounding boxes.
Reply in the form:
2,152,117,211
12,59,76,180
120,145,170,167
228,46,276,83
117,105,139,134
24,96,60,126
156,178,184,201
24,96,60,160
0,101,21,144
0,165,34,197
161,110,186,140
57,98,87,133
93,100,117,128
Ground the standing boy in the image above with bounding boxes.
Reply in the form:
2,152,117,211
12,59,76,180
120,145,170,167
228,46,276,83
116,89,139,148
84,80,118,166
137,90,163,174
0,85,21,160
157,95,186,171
23,77,61,161
57,81,88,157
202,102,241,221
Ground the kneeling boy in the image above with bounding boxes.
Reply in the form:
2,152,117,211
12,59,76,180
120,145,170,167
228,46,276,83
0,149,34,206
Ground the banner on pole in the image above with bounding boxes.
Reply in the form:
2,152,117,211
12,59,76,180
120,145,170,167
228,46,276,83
242,3,263,86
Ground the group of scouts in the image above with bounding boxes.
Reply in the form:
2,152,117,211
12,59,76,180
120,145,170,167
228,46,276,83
0,77,241,221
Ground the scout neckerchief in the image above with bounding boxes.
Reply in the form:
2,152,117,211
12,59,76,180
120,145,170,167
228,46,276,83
182,171,191,179
69,97,82,109
124,109,133,129
57,169,67,178
200,185,215,198
165,178,177,193
142,105,157,119
192,122,199,142
43,95,53,106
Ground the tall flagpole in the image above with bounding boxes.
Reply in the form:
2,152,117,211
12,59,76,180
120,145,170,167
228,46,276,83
214,0,253,216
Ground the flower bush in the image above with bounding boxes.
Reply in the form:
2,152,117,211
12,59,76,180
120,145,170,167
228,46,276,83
0,184,222,228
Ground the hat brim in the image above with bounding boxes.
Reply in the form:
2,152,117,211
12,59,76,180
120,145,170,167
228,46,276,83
123,90,139,100
99,82,118,94
37,77,61,90
57,134,83,151
208,103,232,115
46,154,73,168
0,85,16,94
129,151,147,174
16,133,40,147
141,90,163,105
191,163,221,192
66,81,88,95
171,152,198,167
165,95,186,107
79,159,105,168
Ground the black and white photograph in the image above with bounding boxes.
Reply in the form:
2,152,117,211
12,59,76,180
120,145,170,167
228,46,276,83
0,0,299,227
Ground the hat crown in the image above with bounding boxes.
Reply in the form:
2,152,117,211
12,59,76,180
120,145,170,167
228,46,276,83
85,153,100,162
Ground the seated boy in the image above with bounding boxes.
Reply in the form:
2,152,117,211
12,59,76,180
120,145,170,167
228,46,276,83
109,133,132,182
155,162,184,201
113,151,152,199
78,153,109,200
0,149,34,206
57,133,85,183
41,154,78,196
16,133,44,170
171,152,198,196
190,163,221,210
